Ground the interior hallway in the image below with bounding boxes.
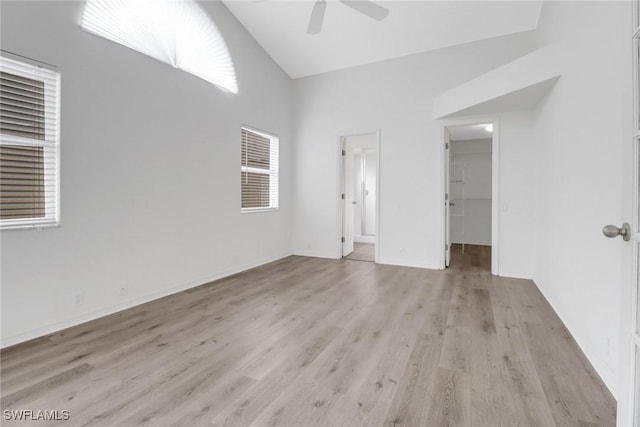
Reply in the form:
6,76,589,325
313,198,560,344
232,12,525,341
0,251,615,426
345,243,375,262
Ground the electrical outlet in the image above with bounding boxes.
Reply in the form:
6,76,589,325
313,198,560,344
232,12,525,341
399,248,405,256
606,337,613,358
73,291,85,306
118,284,128,297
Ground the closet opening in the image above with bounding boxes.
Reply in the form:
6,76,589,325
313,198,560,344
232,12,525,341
443,121,499,273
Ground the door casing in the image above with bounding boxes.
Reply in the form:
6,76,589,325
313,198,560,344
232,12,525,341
337,130,381,262
440,117,500,275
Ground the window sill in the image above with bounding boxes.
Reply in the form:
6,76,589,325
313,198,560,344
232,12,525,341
241,207,279,214
0,222,60,231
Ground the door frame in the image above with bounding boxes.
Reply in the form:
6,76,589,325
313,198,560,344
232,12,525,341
337,129,381,263
439,116,500,275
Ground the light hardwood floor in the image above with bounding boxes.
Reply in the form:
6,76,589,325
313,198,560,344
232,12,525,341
0,245,615,426
345,243,375,262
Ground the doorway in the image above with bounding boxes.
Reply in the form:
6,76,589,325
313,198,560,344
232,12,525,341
340,132,379,262
442,120,499,274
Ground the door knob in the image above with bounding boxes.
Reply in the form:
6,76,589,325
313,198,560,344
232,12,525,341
602,223,631,241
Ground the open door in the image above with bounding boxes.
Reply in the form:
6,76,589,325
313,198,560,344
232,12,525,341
444,127,451,267
340,132,379,261
617,5,640,425
342,137,354,256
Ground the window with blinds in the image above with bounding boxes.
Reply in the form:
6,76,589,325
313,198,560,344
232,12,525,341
0,54,60,229
241,127,278,212
81,0,238,94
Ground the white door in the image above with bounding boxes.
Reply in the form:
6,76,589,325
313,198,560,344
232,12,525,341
342,138,354,256
618,4,640,425
444,128,451,267
631,5,640,424
363,148,377,236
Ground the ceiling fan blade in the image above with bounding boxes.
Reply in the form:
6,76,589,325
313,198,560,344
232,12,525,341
340,0,388,21
307,0,327,34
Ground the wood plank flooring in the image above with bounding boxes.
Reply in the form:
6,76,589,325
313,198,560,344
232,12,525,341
345,243,375,262
0,245,616,426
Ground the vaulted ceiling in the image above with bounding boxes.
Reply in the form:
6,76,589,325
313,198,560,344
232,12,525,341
221,0,543,79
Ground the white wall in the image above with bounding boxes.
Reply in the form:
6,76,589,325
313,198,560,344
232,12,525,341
353,150,364,239
0,1,293,347
345,133,377,243
450,138,492,246
531,1,631,395
362,148,377,237
498,111,537,279
291,31,538,275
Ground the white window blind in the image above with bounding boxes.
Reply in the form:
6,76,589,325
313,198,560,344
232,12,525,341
241,127,279,212
0,54,60,229
81,0,238,94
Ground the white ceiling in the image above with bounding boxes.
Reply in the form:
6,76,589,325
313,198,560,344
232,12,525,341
448,123,493,141
221,0,543,79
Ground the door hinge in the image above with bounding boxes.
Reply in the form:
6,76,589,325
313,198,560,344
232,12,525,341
445,193,449,201
445,142,449,150
445,244,449,251
341,193,345,200
341,237,345,243
341,149,346,156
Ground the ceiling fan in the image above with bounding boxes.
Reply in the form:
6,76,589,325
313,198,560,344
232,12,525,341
306,0,389,34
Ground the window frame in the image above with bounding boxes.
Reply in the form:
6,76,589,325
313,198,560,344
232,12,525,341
240,126,279,213
81,0,237,94
0,53,60,230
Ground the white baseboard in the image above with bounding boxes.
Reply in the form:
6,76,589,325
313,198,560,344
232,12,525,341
496,270,533,280
376,256,440,270
354,236,375,244
531,277,616,399
292,249,339,259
